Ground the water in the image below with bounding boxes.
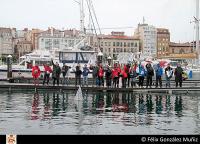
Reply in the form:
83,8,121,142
0,90,199,135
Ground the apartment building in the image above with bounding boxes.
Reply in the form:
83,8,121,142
134,24,157,57
0,27,13,56
38,28,82,50
90,31,140,59
157,28,170,58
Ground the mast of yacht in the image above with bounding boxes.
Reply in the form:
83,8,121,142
196,0,199,65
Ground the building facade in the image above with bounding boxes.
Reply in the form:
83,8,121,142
90,31,140,59
15,40,32,58
134,24,157,57
0,27,14,56
166,42,197,62
37,28,82,50
31,29,43,50
157,28,170,58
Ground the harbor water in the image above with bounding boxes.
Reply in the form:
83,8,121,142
0,90,199,135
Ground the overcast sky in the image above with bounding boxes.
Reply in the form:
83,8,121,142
0,0,197,42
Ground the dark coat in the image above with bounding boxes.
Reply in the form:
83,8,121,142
174,67,183,82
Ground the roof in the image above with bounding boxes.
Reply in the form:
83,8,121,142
0,27,12,33
64,29,80,36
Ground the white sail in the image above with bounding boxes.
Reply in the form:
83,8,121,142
74,86,83,101
74,86,83,112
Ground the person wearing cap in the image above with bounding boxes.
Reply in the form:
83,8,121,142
82,64,89,86
43,63,52,85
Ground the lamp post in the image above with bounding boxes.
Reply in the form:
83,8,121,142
97,51,103,65
107,56,112,66
7,55,12,79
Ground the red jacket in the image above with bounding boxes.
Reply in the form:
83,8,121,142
98,67,104,77
32,66,41,79
44,65,52,74
112,68,119,79
121,70,128,78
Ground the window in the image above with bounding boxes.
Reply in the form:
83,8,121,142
117,42,120,47
120,42,122,47
124,49,126,52
179,49,185,54
109,48,111,52
113,48,116,52
101,42,103,46
113,42,115,46
135,43,137,47
131,43,134,47
172,48,174,53
124,42,126,47
105,42,107,46
120,48,123,52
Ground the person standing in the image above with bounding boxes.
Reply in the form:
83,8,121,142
129,64,138,88
32,65,41,86
75,64,82,86
105,65,112,88
98,64,104,87
121,68,128,88
155,63,163,88
61,64,69,85
43,63,52,85
52,60,61,86
123,63,130,87
174,63,183,87
137,64,146,88
91,64,99,86
165,63,173,88
82,64,89,86
146,63,154,88
112,66,119,88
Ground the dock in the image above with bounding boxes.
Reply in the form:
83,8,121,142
0,83,200,94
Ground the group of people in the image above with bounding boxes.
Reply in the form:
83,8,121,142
31,60,69,86
90,62,185,88
31,60,186,88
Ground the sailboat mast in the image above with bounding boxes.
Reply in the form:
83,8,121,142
196,0,199,65
80,0,85,34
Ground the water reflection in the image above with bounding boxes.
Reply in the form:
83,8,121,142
31,92,40,120
0,91,198,134
175,96,183,116
30,91,184,120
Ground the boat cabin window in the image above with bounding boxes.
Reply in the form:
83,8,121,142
62,53,76,61
60,52,95,63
